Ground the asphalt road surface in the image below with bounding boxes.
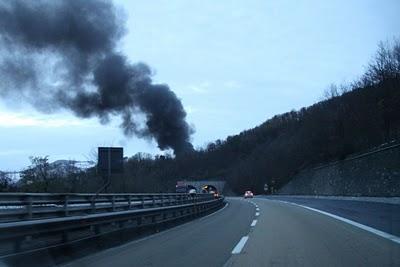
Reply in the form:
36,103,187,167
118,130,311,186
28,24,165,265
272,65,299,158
64,197,400,267
259,195,400,236
63,198,255,267
226,198,399,266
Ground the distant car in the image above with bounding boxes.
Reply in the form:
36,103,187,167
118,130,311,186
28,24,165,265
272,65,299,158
188,188,197,196
209,190,219,198
244,191,254,198
175,185,188,193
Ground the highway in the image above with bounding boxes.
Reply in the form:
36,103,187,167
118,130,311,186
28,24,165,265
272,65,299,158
64,197,400,267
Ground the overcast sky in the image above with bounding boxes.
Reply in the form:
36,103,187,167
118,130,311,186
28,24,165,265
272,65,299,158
0,0,399,171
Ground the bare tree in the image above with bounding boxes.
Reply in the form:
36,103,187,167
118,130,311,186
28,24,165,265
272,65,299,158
0,172,12,192
323,84,340,99
20,156,52,192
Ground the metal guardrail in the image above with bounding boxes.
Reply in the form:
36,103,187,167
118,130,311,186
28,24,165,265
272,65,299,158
0,193,224,258
0,192,212,223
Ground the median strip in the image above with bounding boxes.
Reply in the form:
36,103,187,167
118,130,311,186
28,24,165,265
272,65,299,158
231,236,249,254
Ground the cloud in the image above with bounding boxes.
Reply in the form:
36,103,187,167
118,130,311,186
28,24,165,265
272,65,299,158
184,105,197,114
223,80,241,89
187,81,210,94
0,149,29,156
0,111,89,128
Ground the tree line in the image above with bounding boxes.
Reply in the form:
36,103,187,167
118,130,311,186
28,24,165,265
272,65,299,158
1,40,399,194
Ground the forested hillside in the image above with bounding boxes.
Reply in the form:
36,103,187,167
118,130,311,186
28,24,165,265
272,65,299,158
2,41,400,194
117,40,400,194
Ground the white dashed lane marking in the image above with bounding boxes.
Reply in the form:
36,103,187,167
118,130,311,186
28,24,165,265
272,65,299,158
231,236,249,254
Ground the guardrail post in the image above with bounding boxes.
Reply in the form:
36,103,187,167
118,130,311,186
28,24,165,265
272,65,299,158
141,196,145,209
25,195,33,220
111,195,115,212
94,225,101,235
63,195,69,217
14,239,22,253
152,195,156,207
160,194,164,207
91,197,96,213
163,210,167,221
128,195,132,210
62,231,69,242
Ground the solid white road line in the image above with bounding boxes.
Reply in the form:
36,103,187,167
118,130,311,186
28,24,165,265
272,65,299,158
255,212,260,216
231,236,249,254
251,220,257,227
276,200,400,245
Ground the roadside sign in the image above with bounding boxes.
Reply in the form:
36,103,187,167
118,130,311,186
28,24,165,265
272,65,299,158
98,147,124,175
264,183,268,192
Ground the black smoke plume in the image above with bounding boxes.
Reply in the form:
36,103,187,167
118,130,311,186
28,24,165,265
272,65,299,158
0,0,193,155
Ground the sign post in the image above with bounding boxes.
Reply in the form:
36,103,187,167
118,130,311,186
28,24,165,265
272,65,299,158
264,183,268,193
96,147,124,194
271,179,276,194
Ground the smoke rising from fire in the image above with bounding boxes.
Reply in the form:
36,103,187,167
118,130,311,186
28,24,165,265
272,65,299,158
0,0,194,155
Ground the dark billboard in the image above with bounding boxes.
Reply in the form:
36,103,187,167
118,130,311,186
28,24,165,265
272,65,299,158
98,147,124,174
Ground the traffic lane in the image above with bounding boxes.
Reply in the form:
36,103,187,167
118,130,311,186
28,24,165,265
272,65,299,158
226,199,400,267
259,195,400,236
64,198,254,267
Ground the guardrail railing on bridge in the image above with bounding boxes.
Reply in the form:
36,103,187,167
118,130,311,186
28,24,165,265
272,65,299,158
0,192,212,223
0,193,224,258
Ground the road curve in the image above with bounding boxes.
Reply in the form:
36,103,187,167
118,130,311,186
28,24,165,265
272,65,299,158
62,197,400,267
225,198,400,267
63,198,255,267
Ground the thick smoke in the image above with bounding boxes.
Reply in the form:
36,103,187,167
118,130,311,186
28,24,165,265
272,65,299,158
0,0,193,155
